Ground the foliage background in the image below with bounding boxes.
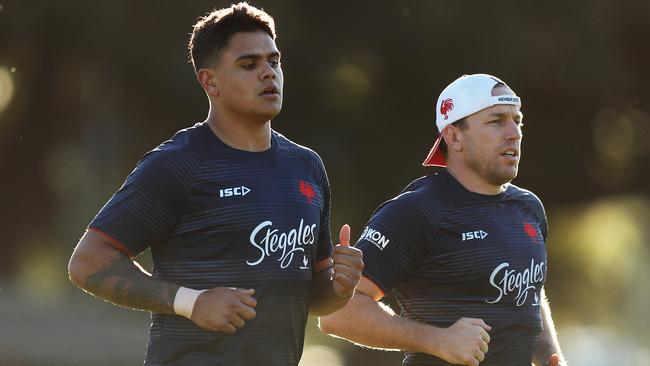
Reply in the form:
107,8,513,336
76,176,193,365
1,0,649,365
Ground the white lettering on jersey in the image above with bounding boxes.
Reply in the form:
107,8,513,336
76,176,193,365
360,226,390,250
219,186,251,198
462,230,488,241
247,219,317,269
485,258,545,306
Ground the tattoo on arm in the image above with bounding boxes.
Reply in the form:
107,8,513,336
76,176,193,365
84,255,179,314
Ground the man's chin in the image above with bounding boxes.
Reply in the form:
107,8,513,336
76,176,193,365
257,105,282,121
500,168,518,184
487,167,518,186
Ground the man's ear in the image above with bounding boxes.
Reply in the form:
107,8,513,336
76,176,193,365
443,125,463,153
197,68,219,97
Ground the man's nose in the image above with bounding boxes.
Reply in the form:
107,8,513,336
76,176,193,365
505,119,522,140
260,62,276,80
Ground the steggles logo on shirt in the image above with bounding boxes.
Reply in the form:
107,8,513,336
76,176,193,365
485,258,545,306
247,219,317,269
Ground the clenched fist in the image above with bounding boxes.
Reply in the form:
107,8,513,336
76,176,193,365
436,317,491,366
191,287,257,333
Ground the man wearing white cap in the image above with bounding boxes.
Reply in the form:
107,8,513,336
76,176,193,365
320,74,567,366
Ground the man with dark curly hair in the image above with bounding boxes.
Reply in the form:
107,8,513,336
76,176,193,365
68,3,363,365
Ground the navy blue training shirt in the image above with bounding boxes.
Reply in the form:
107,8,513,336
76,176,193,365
89,122,333,366
356,170,548,366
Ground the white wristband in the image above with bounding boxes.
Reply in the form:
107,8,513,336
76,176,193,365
173,287,206,319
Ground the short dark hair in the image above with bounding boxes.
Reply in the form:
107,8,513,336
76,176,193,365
188,2,276,73
439,118,467,155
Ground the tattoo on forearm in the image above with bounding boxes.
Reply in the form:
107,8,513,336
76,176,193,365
84,256,178,314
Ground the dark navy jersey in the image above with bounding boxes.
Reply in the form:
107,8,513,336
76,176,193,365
89,122,333,366
356,170,547,366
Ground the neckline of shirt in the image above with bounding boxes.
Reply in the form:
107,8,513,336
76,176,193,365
199,121,278,156
438,169,510,201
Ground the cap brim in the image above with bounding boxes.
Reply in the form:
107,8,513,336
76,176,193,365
422,134,446,167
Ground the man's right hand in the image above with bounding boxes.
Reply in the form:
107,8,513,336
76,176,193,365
190,287,257,333
436,317,491,366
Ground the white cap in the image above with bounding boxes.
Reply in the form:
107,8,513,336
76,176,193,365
422,73,522,167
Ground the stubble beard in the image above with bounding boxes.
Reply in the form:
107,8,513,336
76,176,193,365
466,144,519,187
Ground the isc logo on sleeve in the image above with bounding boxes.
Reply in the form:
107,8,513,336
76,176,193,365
219,186,251,198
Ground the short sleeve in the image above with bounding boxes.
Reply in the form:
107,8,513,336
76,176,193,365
527,191,548,241
314,154,333,263
89,148,197,256
538,203,548,241
355,194,435,294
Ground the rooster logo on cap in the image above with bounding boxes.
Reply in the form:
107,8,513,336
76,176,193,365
440,98,454,120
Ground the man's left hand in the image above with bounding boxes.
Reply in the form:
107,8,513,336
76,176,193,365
332,224,364,298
